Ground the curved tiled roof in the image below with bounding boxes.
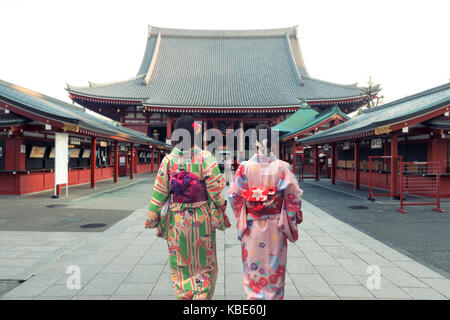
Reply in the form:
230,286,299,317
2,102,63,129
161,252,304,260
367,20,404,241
298,83,450,144
0,79,169,148
67,25,366,108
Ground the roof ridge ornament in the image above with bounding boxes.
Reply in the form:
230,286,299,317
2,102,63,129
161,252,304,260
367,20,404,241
143,32,162,85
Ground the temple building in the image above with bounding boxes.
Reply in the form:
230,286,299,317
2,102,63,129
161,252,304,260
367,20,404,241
66,26,370,145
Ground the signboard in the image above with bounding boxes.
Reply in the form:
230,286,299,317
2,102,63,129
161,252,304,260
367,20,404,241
29,146,46,158
69,149,81,158
323,144,329,151
70,137,80,145
371,138,382,149
100,141,107,147
119,156,126,165
343,142,350,150
55,133,68,195
82,149,91,159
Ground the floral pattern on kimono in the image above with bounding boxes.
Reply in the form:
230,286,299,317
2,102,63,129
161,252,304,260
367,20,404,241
228,152,303,300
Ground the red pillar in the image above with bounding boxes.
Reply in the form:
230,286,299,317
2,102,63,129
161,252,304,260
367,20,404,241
130,143,134,180
157,148,161,165
5,135,25,171
166,117,172,139
331,142,336,185
354,140,360,190
151,148,155,173
275,116,281,125
90,137,96,188
292,141,296,174
391,133,398,198
313,145,319,181
114,141,118,183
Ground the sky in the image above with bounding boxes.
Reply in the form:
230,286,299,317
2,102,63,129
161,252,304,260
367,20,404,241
0,0,449,105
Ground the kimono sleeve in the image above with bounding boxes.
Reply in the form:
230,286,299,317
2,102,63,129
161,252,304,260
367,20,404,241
203,152,230,230
145,155,170,229
277,163,304,242
227,163,249,239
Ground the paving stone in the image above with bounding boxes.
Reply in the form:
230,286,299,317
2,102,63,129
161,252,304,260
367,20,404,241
287,257,317,274
312,236,341,247
100,263,136,274
291,274,337,297
39,284,79,297
324,246,357,260
336,258,371,276
2,275,62,298
72,295,110,300
401,287,447,300
418,278,450,298
354,275,410,299
315,266,359,285
148,294,177,300
381,268,429,288
330,285,375,298
110,295,148,300
225,272,245,296
302,250,339,266
124,264,165,284
77,273,127,296
394,261,445,278
113,283,154,297
356,252,396,267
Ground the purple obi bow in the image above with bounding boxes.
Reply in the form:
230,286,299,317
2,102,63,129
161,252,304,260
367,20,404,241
169,171,208,203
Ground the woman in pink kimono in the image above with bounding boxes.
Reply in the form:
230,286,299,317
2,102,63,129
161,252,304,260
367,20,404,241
228,124,303,300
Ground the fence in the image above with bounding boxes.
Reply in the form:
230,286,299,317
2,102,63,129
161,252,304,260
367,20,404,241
398,161,445,214
368,155,402,201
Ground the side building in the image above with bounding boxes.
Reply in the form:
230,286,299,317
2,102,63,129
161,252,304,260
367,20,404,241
0,79,170,195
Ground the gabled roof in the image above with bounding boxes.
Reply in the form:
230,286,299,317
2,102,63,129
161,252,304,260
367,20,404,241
0,79,169,148
67,25,366,109
298,83,450,144
272,106,319,132
282,105,350,140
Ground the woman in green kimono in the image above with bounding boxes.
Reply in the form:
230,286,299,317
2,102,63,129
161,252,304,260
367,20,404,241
145,115,230,300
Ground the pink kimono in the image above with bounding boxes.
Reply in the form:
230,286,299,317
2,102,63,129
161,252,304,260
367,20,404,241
228,153,303,300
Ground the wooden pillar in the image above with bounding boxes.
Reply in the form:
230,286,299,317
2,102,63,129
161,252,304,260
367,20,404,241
166,116,172,139
331,142,336,185
391,133,398,198
114,141,118,183
130,143,134,180
354,139,360,190
5,135,25,171
90,137,96,188
151,148,155,173
292,141,296,174
157,148,161,165
313,144,319,181
203,120,208,149
275,116,281,125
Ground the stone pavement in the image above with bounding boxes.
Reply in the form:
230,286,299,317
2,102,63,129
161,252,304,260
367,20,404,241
1,188,449,300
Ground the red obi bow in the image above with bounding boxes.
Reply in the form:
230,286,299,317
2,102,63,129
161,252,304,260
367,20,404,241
241,187,276,203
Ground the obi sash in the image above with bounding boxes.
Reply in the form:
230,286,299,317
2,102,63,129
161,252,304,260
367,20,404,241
241,187,283,215
169,171,208,203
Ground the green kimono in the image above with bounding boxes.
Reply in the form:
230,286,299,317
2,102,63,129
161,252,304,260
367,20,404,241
145,146,229,299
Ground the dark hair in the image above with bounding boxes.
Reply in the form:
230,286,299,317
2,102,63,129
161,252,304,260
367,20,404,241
254,124,272,150
173,115,195,148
